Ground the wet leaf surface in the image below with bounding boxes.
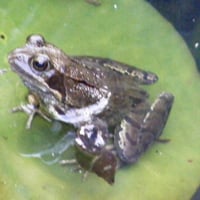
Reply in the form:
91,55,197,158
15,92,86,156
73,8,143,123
0,0,200,199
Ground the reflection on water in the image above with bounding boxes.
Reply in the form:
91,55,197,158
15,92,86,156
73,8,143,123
21,132,76,165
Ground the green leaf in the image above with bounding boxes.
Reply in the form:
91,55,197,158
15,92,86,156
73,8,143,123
0,0,199,199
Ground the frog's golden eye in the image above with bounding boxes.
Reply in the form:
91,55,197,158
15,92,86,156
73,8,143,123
30,54,51,72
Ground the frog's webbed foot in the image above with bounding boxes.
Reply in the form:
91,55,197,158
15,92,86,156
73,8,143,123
12,103,51,129
114,92,174,164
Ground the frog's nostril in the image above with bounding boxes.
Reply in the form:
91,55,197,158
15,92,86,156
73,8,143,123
17,55,23,62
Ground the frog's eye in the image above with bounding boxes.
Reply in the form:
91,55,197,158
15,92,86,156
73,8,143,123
26,34,45,47
30,54,51,72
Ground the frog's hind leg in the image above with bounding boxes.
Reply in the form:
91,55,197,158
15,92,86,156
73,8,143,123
114,92,174,164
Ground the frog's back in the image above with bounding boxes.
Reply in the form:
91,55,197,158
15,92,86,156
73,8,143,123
70,56,157,126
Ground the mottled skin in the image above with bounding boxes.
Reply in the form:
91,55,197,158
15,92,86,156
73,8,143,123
8,35,174,184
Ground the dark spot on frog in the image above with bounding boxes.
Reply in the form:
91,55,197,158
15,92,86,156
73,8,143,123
45,72,66,100
90,127,98,142
54,105,65,115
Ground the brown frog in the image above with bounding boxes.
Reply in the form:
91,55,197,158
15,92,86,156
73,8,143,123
8,34,174,184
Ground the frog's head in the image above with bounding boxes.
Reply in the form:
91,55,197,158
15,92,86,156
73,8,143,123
8,34,70,101
8,34,69,82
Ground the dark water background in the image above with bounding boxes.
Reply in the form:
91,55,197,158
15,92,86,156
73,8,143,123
147,0,200,72
146,1,200,199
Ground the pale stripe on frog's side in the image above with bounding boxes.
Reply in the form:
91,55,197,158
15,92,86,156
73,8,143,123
48,92,111,127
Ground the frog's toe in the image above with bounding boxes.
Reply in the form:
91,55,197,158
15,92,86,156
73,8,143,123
12,103,51,129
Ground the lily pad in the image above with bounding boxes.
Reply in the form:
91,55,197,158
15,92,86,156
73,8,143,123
0,0,200,199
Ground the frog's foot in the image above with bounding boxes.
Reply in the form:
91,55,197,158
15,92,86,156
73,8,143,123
12,104,51,129
114,92,174,164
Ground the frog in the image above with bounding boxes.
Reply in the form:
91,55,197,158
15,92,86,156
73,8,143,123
8,34,174,184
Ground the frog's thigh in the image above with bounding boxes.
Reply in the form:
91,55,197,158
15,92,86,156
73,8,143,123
114,92,174,164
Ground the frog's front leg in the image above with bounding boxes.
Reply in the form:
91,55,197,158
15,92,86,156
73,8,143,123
114,92,174,164
12,94,51,129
